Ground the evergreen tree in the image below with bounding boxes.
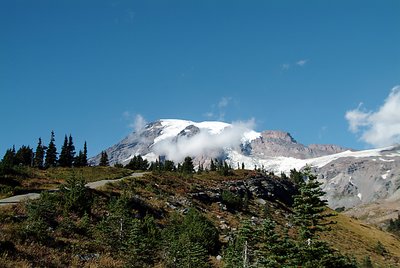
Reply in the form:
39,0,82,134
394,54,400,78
59,134,75,167
210,159,216,171
163,209,218,267
15,145,33,166
60,173,91,215
224,220,255,268
74,151,83,167
34,138,45,169
94,196,160,266
291,167,357,267
44,131,57,168
58,135,69,167
219,160,233,176
68,134,75,166
181,156,194,174
74,141,88,167
1,146,16,170
99,151,109,166
164,160,175,172
292,166,330,241
114,162,123,168
257,219,283,267
290,168,304,185
125,155,149,170
82,141,88,166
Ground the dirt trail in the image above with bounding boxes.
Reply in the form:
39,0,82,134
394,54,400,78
0,172,146,206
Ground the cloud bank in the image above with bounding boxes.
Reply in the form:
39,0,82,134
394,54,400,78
153,119,256,163
345,86,400,147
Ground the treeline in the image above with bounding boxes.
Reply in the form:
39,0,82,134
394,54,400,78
0,131,88,172
106,153,234,176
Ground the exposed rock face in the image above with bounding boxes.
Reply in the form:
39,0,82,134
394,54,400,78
222,175,298,206
90,121,164,165
188,173,298,207
315,148,400,210
250,130,347,159
308,144,348,155
176,125,201,139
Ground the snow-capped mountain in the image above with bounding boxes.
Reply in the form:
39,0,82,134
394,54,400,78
90,119,400,212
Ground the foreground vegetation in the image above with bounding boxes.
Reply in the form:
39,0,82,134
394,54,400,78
0,166,399,267
1,138,399,267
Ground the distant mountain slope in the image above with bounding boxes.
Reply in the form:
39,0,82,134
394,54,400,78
90,119,347,165
90,119,400,213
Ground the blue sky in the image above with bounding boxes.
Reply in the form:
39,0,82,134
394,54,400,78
1,0,399,157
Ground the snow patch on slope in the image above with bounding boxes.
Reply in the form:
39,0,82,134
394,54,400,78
226,146,397,173
382,170,390,180
149,119,260,163
155,119,260,144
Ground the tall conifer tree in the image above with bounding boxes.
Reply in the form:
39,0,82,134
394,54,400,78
15,145,33,166
74,141,88,167
2,146,16,170
34,138,45,169
290,167,357,267
58,135,69,167
82,141,88,166
44,131,57,168
292,166,330,241
68,134,75,166
99,151,109,166
182,156,194,174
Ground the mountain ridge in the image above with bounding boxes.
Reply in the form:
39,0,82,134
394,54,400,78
90,119,400,217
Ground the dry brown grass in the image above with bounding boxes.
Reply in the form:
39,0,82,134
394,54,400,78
322,211,400,267
83,254,124,268
14,166,132,191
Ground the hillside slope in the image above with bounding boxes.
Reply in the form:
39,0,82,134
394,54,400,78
1,168,399,267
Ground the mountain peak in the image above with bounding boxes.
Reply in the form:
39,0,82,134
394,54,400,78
261,130,297,143
92,118,349,165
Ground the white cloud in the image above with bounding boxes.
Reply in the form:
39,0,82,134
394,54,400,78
204,112,214,118
205,97,233,121
123,112,147,132
281,59,309,70
281,63,290,70
345,86,400,147
218,97,231,109
132,114,147,132
153,119,256,163
345,103,370,133
296,59,308,67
